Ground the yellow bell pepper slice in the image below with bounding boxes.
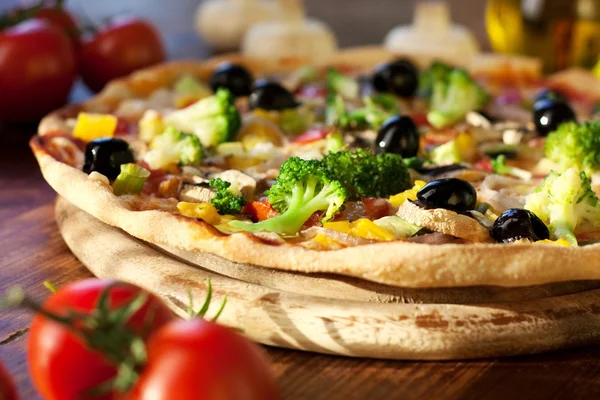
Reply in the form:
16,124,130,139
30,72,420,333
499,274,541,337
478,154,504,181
389,180,426,207
177,202,221,224
323,221,352,234
324,219,394,241
73,113,118,141
535,238,572,247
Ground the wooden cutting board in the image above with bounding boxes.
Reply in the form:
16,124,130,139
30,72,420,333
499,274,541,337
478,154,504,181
56,196,600,360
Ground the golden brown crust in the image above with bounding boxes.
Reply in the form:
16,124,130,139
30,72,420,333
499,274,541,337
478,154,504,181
31,47,600,289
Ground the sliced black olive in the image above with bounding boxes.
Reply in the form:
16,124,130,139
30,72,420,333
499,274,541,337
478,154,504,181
490,208,550,243
83,138,135,180
209,63,254,97
417,163,467,176
533,88,567,104
416,178,477,212
375,115,419,157
533,98,576,136
248,80,299,111
371,59,419,98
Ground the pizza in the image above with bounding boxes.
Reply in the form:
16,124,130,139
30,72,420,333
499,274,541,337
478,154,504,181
30,47,600,289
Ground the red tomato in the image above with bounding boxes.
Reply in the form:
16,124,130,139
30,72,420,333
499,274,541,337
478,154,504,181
127,319,280,400
0,361,18,400
293,128,330,144
28,278,174,400
0,19,76,122
35,7,79,46
79,17,165,92
411,113,430,127
243,200,277,222
362,197,392,220
474,157,493,173
301,212,322,229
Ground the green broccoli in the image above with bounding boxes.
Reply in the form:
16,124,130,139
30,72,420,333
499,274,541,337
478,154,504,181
524,167,600,245
545,121,600,175
418,61,453,98
143,127,204,170
325,94,350,127
325,131,344,153
326,94,397,130
402,157,425,170
491,155,532,180
209,178,246,215
426,68,490,129
164,88,241,148
429,139,461,165
229,158,348,235
326,68,359,100
321,148,411,199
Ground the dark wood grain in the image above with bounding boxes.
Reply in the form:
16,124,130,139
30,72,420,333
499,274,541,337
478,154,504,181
1,1,600,399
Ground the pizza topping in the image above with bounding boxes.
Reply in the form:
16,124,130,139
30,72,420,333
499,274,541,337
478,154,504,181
323,219,395,241
429,138,462,165
209,62,254,97
477,174,529,212
248,80,299,111
83,137,135,180
112,163,151,196
372,215,422,239
326,67,360,100
210,169,257,200
532,98,576,136
374,115,420,157
73,113,118,141
525,167,600,246
208,178,247,215
179,182,215,203
545,121,600,175
143,127,204,170
138,110,165,142
416,178,477,212
371,59,419,98
389,180,427,207
177,202,221,224
164,89,241,148
490,208,549,243
491,155,532,181
242,200,277,222
173,75,212,108
533,88,567,104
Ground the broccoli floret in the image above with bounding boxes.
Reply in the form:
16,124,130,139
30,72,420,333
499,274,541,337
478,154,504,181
426,68,490,129
321,149,411,199
209,178,246,215
326,94,397,130
491,155,532,180
143,127,204,170
418,61,453,98
229,158,348,235
545,121,600,175
164,88,241,148
325,94,350,127
524,168,600,245
402,157,424,170
429,139,461,165
326,68,359,100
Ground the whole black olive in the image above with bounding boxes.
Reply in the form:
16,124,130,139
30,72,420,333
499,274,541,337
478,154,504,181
375,115,420,157
490,208,550,243
83,138,135,180
209,63,254,97
533,88,567,104
371,59,419,98
533,98,576,136
416,178,477,212
248,80,299,111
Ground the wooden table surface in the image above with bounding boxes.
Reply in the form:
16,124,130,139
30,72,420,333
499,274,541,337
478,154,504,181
3,1,600,399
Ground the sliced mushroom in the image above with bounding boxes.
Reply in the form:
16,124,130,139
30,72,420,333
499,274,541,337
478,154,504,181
179,181,215,203
210,169,257,201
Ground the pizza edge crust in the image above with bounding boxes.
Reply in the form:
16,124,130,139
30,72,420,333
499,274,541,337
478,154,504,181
32,46,600,288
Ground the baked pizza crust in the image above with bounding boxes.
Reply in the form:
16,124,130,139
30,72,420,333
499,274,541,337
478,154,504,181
32,46,600,289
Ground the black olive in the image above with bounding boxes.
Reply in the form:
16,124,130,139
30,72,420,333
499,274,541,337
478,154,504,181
416,178,477,212
533,88,567,104
209,63,254,97
490,208,550,243
248,80,299,111
371,59,419,98
375,116,420,157
533,98,576,136
83,138,135,180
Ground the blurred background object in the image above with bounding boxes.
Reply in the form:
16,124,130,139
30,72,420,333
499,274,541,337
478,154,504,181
384,0,480,68
487,0,600,72
241,0,337,66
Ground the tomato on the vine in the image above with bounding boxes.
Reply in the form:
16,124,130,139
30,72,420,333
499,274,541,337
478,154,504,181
127,319,281,400
27,278,174,400
35,6,79,46
0,361,18,400
79,17,165,92
0,19,76,123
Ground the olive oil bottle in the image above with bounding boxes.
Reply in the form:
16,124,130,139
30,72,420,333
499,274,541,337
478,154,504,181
486,0,600,72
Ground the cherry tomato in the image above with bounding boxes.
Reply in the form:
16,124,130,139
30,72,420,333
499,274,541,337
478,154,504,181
293,128,330,144
79,17,165,92
28,278,174,400
0,19,76,122
0,361,18,400
242,200,277,222
127,319,280,400
35,6,79,46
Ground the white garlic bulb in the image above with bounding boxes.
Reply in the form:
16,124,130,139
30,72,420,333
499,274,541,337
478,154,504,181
195,0,279,52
